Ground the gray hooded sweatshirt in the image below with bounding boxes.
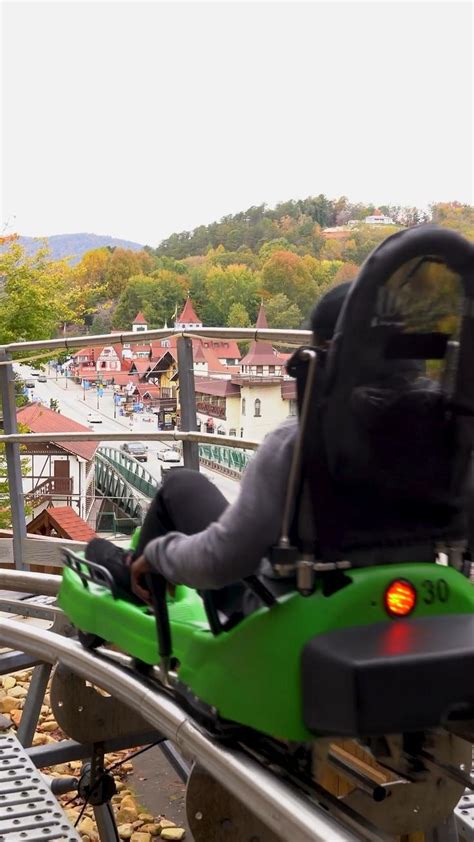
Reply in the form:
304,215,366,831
144,417,298,589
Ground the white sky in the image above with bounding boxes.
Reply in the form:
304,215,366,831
2,1,473,247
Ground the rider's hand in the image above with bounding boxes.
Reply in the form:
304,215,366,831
130,555,153,604
130,556,176,604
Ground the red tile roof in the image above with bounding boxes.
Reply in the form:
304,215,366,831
195,346,230,373
17,404,97,461
176,297,201,325
129,360,151,374
40,506,96,541
202,339,242,360
133,311,147,324
130,345,151,354
135,384,161,398
195,377,240,397
111,372,139,387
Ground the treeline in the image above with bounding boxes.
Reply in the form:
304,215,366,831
0,200,472,343
152,196,431,260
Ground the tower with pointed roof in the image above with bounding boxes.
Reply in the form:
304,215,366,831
239,303,285,377
132,312,148,333
175,296,202,331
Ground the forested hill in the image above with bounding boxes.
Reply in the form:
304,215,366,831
154,196,429,259
3,233,145,263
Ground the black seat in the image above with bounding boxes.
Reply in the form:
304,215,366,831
289,225,474,565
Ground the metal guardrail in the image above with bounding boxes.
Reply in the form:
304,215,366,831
95,452,145,523
98,446,157,498
0,326,289,567
198,443,254,474
0,326,310,355
0,429,260,449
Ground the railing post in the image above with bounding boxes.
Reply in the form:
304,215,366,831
0,352,27,569
176,336,199,471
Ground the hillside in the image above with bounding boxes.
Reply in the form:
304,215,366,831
153,196,429,259
3,233,145,263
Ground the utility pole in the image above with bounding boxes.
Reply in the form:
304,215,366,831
0,352,27,569
176,336,199,471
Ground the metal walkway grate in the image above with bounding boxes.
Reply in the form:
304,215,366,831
456,792,474,841
0,735,80,841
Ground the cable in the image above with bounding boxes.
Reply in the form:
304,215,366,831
74,798,88,827
105,738,165,774
63,738,165,815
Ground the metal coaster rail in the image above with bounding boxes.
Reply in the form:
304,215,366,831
0,610,358,842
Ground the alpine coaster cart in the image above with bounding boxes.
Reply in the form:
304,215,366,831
59,225,474,841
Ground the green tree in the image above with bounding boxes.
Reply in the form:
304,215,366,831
0,423,32,529
227,302,251,327
258,238,296,262
113,271,188,329
203,264,260,325
264,294,303,329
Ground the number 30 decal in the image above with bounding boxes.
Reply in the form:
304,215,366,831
421,579,450,605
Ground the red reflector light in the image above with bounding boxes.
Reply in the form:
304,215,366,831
384,580,416,617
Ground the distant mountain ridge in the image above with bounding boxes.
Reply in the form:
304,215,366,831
6,233,145,263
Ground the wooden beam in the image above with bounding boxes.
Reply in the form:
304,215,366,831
0,531,86,570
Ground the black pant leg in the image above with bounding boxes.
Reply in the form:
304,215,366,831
134,469,229,557
135,469,246,615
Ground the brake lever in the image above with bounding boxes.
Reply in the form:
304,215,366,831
145,572,172,684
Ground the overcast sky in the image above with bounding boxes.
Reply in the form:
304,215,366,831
2,1,473,247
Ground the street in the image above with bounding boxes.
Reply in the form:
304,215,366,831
15,364,241,504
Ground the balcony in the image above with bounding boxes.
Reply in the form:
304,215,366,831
196,400,226,419
24,476,74,507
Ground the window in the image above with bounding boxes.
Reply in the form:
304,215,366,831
256,365,263,374
254,398,261,417
242,398,246,416
229,428,236,437
269,365,275,374
288,399,298,417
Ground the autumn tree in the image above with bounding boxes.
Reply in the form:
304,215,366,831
342,224,401,265
0,241,97,343
430,202,474,238
105,248,155,298
333,261,360,285
261,250,316,313
77,247,110,287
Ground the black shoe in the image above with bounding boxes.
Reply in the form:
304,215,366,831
85,538,143,605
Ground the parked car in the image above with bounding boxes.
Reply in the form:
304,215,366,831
120,442,148,462
157,448,181,463
88,412,103,424
38,375,47,383
25,380,36,388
